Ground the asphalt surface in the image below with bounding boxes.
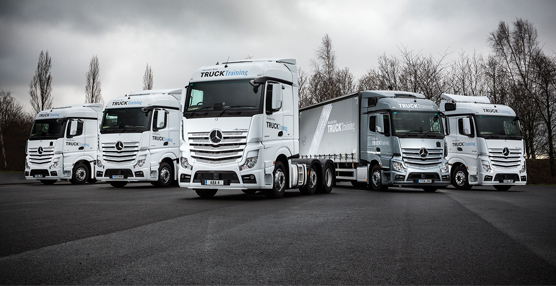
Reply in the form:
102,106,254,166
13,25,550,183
0,180,555,284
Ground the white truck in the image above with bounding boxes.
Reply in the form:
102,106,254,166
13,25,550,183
178,58,334,198
25,104,103,184
300,90,451,192
440,94,527,191
96,89,185,188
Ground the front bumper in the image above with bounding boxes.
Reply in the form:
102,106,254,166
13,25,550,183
472,171,527,186
97,164,157,182
179,163,271,190
388,166,450,188
25,165,66,181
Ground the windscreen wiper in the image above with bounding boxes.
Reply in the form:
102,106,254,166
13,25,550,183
190,106,212,117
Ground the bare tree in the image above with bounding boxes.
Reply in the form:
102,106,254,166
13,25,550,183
143,64,153,90
85,55,103,104
488,18,542,160
29,50,53,114
0,86,29,169
357,69,380,91
298,67,312,108
336,67,356,95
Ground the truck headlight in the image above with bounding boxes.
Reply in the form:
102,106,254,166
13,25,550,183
441,162,449,173
481,161,492,173
520,162,526,173
181,157,192,170
96,159,104,168
392,161,405,172
25,159,30,170
135,155,146,168
49,158,59,169
240,156,258,171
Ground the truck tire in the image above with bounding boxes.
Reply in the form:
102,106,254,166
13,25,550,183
494,185,511,191
195,189,218,198
452,165,472,190
40,180,56,185
109,181,127,188
318,164,334,194
370,164,388,192
153,162,173,188
265,161,286,199
70,163,89,185
300,165,318,195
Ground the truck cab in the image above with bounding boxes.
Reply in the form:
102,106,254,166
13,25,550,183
25,104,103,184
179,58,334,198
97,89,185,188
440,94,526,190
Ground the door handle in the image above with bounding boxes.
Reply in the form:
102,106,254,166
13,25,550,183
376,147,381,152
457,147,463,151
164,142,169,146
278,131,283,137
78,147,84,150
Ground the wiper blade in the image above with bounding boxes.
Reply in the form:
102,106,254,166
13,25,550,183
217,105,251,117
190,106,212,117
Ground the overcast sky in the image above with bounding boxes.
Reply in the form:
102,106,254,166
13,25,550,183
1,0,555,113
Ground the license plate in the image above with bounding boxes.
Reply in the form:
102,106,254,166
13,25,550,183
205,180,223,186
34,174,43,178
418,179,432,183
112,175,124,179
503,179,514,183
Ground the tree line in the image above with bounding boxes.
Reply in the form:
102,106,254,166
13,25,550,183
299,19,555,177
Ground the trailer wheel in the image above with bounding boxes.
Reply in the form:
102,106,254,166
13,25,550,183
452,166,472,190
265,161,286,199
195,189,218,198
70,163,89,185
370,164,388,191
153,162,173,188
40,180,56,185
494,185,511,191
318,164,334,194
300,165,318,195
109,181,127,188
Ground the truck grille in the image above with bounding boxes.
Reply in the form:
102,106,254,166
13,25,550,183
402,148,443,166
489,148,521,167
28,146,55,164
189,131,247,164
102,141,139,163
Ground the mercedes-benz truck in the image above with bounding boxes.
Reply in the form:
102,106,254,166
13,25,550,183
178,58,334,198
299,91,450,192
97,89,185,188
25,103,103,185
440,94,526,191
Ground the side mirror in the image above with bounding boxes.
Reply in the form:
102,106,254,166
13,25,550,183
271,84,283,111
462,117,472,136
154,109,166,130
69,120,78,136
376,114,384,134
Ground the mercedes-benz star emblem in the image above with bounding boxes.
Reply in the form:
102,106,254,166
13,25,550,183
503,147,510,157
38,147,43,155
419,148,428,158
209,129,223,144
116,141,124,151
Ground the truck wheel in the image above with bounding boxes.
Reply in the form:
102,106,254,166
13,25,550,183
195,189,218,198
452,166,472,190
318,164,334,194
70,163,89,185
153,162,173,188
370,164,388,191
109,181,127,188
300,165,318,195
494,185,511,191
40,180,56,185
265,161,286,199
423,187,437,192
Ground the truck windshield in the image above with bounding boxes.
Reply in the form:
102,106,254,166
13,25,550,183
100,108,151,134
475,115,522,139
183,79,263,118
392,111,444,138
29,119,66,140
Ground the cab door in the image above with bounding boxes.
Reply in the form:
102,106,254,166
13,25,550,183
150,109,170,154
375,112,393,169
63,119,85,165
262,82,285,151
